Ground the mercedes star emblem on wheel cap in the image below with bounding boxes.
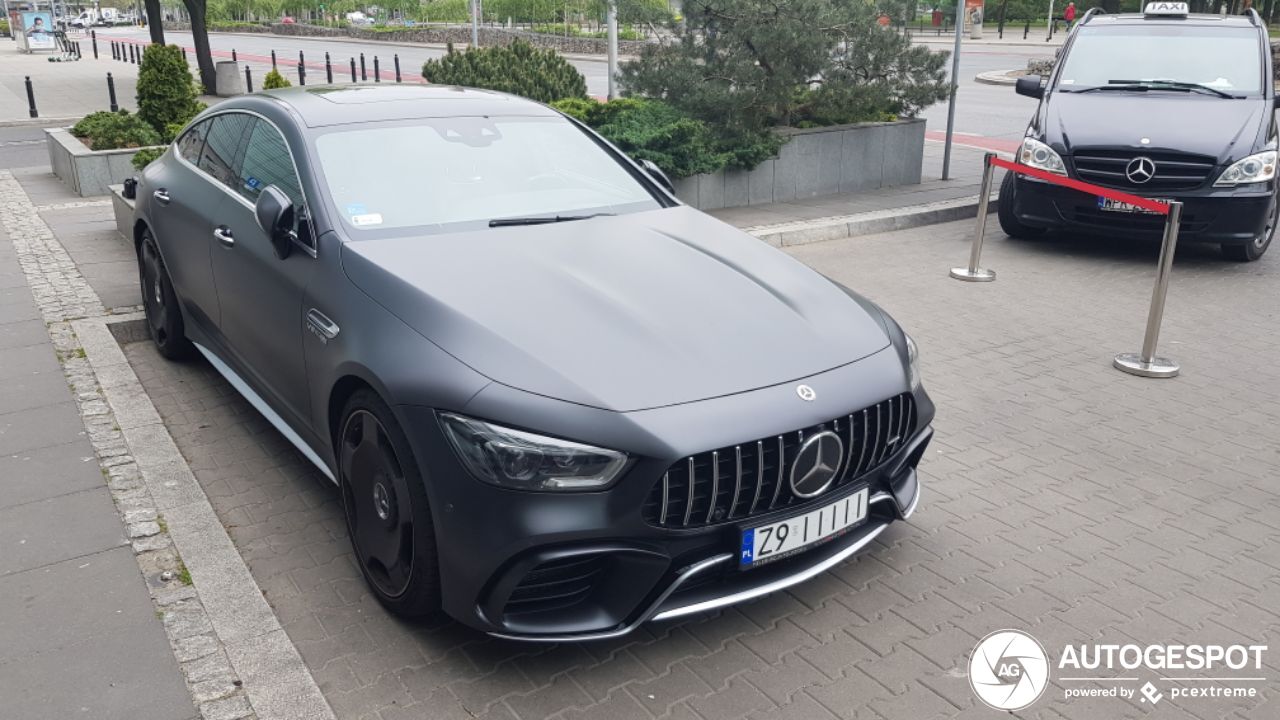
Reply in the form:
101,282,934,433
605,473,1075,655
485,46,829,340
790,431,844,498
796,384,816,402
1125,156,1156,184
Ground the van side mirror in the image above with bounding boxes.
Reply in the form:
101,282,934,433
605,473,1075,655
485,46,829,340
638,158,674,194
1015,76,1045,99
254,185,295,260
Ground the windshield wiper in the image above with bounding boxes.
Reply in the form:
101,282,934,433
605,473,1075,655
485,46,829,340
488,212,615,227
1105,79,1239,99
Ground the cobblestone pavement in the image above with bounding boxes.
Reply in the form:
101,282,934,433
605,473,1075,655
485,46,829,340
123,221,1278,720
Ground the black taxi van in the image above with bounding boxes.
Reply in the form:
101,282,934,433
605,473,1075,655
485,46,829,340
999,1,1278,261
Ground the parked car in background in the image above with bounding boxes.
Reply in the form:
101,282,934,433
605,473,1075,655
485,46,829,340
1000,1,1278,261
131,85,933,641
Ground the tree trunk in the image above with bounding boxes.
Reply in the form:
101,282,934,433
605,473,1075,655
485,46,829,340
183,0,217,94
145,0,165,44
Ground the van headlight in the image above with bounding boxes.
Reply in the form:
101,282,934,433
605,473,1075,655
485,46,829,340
1214,150,1277,187
1019,138,1068,176
440,413,629,491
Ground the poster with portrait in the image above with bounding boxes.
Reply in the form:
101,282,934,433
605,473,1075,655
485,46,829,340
19,12,56,52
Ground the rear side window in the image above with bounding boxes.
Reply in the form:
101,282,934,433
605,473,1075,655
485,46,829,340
198,113,254,190
175,120,209,162
236,118,304,209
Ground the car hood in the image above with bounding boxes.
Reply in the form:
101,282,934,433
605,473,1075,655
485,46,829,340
1045,92,1267,160
341,207,890,413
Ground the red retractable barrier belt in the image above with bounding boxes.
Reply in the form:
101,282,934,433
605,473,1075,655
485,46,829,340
991,156,1171,215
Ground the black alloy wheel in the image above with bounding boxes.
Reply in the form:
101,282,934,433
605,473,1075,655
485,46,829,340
338,390,440,616
137,229,193,360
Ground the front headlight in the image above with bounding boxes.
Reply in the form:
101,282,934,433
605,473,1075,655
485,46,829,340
905,333,921,390
1214,150,1277,187
439,413,629,491
1019,137,1068,176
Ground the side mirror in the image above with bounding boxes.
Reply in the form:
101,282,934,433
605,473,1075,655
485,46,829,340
254,185,295,260
1015,75,1045,100
638,158,674,194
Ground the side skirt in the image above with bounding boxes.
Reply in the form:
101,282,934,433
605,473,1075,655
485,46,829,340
192,342,337,484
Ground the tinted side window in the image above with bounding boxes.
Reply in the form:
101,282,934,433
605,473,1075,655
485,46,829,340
197,113,254,190
236,119,303,210
175,120,209,162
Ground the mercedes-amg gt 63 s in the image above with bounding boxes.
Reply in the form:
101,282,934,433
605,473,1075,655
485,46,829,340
132,85,934,641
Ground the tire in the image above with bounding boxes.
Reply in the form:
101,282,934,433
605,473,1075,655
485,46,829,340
997,172,1047,240
338,389,441,618
137,229,194,360
1221,191,1276,262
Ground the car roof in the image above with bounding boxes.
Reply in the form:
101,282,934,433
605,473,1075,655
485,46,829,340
1086,12,1259,28
249,85,562,128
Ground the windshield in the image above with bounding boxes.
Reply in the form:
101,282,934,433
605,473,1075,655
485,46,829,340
1056,25,1263,95
314,116,661,233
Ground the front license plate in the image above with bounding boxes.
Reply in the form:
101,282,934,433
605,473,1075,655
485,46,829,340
739,487,869,569
1098,196,1167,214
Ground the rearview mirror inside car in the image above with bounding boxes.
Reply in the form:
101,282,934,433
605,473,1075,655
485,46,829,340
1015,76,1045,100
638,158,675,195
254,185,295,260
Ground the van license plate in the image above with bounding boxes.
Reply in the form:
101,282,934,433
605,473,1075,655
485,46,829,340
1098,196,1167,214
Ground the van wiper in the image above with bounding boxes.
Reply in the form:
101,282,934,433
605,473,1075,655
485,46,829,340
1106,79,1239,99
488,212,615,227
1072,83,1151,93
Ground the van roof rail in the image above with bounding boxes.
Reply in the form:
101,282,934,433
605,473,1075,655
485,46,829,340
1246,7,1262,25
1080,7,1105,24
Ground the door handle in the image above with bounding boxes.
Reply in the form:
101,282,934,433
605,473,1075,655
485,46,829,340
153,189,170,205
306,309,340,342
212,226,234,248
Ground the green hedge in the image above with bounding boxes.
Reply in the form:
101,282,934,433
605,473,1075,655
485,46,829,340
552,98,781,179
136,44,205,142
71,111,163,151
422,40,586,103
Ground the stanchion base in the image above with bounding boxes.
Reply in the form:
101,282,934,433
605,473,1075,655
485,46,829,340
949,267,996,282
1113,353,1179,378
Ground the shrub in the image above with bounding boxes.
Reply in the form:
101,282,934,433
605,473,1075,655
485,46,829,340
70,110,163,151
619,0,949,168
131,146,166,170
422,40,587,103
136,43,205,141
262,69,292,89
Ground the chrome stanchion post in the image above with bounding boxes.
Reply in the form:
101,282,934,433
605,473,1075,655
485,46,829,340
950,152,998,282
1114,201,1182,378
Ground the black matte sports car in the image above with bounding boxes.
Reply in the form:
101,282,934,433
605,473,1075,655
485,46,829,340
132,85,934,641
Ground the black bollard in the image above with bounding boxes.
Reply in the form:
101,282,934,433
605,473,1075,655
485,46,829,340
245,65,253,92
1024,19,1030,39
350,57,357,82
325,52,333,83
129,44,135,64
107,72,118,112
25,76,37,118
232,48,237,61
298,62,306,86
374,56,380,82
182,47,187,62
360,52,366,81
271,49,277,69
394,54,401,82
91,30,98,59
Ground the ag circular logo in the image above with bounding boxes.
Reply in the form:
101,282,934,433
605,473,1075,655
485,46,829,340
968,630,1050,711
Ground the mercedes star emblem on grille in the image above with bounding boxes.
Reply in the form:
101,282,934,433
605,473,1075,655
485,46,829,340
796,384,816,402
1125,156,1156,184
790,430,844,498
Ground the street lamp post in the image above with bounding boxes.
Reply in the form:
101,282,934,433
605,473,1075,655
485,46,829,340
606,0,618,99
941,0,965,180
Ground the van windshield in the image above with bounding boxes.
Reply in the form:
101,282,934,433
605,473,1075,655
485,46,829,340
1057,25,1263,95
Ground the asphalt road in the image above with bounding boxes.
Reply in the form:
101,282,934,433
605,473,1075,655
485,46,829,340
0,127,51,169
95,27,1047,147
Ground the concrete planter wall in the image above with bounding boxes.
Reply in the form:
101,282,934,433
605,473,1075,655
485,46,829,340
110,184,136,240
673,118,926,211
46,129,160,198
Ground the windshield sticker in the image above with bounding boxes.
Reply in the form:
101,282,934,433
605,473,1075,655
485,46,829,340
345,203,367,216
244,176,262,192
350,213,383,227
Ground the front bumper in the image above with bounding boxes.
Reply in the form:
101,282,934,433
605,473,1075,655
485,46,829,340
396,348,935,641
1010,174,1274,244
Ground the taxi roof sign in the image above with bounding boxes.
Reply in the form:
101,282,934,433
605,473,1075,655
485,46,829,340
1144,1,1189,15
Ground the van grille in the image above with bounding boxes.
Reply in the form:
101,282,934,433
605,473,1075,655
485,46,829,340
1072,149,1216,191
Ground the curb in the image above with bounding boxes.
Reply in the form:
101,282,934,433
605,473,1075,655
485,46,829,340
975,69,1022,86
0,116,83,129
76,313,337,720
744,194,997,247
